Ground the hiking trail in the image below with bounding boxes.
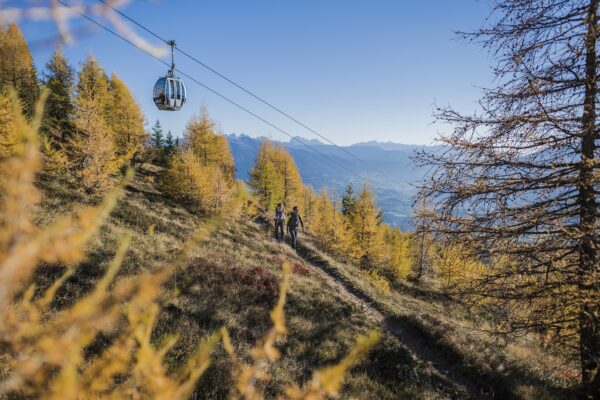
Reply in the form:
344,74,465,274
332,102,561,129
260,220,494,400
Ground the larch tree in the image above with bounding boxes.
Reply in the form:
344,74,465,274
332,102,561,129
381,225,413,279
0,23,39,118
42,47,75,141
68,55,119,193
107,73,147,165
183,106,235,181
249,140,303,211
312,188,349,255
274,146,303,208
249,142,282,211
416,1,600,397
346,186,383,266
0,92,27,162
161,108,235,214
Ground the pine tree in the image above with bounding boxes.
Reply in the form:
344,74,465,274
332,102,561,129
0,23,39,118
164,130,175,160
42,47,75,140
341,184,357,218
107,73,147,165
150,120,165,164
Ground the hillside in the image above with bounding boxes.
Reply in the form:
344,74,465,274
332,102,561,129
35,165,576,399
226,134,437,230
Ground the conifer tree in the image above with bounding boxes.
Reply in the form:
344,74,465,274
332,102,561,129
75,54,110,108
183,107,235,180
107,73,147,164
275,146,303,207
249,143,282,211
0,23,39,118
341,184,357,218
417,1,600,395
160,108,236,214
381,225,413,279
0,92,27,162
42,47,74,140
69,96,119,193
164,130,175,160
346,187,383,266
68,54,118,193
150,120,165,164
249,140,303,211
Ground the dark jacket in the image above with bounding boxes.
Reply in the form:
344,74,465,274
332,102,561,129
287,211,304,230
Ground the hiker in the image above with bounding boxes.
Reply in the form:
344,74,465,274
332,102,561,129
274,203,286,240
286,206,305,250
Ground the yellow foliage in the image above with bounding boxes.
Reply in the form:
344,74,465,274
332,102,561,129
432,242,486,289
311,188,350,255
380,225,413,279
183,106,235,181
363,269,391,294
0,92,27,161
0,62,379,400
249,140,303,210
0,95,229,399
107,73,148,163
346,186,384,266
68,96,121,193
40,134,69,174
161,147,233,214
161,107,236,215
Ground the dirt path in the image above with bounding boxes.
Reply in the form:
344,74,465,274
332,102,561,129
290,238,495,400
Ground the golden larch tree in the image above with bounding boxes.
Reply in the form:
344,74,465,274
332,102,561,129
0,23,39,118
68,55,120,193
107,73,147,165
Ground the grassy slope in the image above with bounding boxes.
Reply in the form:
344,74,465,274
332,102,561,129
297,235,578,400
36,166,574,399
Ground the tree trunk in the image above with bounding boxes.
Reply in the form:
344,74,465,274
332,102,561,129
578,1,600,398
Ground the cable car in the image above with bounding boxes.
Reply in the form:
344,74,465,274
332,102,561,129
153,40,186,111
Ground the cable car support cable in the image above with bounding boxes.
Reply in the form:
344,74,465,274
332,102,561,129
96,0,388,179
57,0,359,177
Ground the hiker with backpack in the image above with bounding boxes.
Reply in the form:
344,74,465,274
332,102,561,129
274,203,286,241
287,206,305,250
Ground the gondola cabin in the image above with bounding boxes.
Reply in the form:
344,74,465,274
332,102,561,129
153,39,186,111
153,76,186,111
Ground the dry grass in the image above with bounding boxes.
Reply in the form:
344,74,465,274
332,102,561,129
297,234,578,400
23,164,460,399
27,154,575,399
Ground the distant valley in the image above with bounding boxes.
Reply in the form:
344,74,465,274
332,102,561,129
226,134,440,230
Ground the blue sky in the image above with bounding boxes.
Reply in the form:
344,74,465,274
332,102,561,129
11,0,493,145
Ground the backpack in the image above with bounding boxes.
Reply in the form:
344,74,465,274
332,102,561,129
289,211,300,227
275,208,284,221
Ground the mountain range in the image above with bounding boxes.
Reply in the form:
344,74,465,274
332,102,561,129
226,134,440,230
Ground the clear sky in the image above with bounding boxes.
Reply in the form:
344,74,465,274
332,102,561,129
10,0,494,145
